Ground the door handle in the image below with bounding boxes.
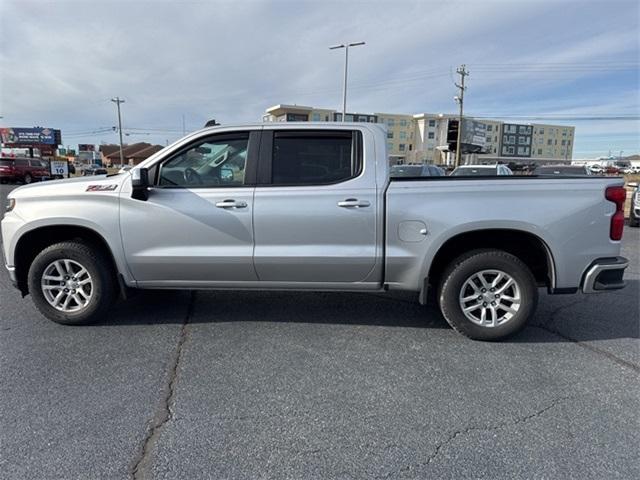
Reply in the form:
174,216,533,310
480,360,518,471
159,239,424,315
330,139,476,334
215,199,247,209
337,198,371,208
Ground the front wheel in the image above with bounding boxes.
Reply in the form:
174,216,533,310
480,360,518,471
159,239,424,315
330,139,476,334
28,241,116,325
438,249,538,341
24,173,33,184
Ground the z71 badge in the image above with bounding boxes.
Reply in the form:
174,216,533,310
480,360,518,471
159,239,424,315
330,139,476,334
86,184,118,192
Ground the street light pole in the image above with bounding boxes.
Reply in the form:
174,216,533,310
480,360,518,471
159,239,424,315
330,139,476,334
329,41,365,121
111,97,125,165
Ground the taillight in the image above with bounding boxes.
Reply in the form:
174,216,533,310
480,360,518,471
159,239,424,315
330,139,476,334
605,186,626,241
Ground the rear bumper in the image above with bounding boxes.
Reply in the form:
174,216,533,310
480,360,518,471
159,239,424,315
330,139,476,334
582,257,629,293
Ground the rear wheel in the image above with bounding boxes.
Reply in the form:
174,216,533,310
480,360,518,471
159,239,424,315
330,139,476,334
438,249,538,340
24,173,33,184
630,208,640,227
28,241,116,325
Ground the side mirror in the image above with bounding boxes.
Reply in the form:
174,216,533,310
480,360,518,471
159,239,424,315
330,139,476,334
131,168,149,201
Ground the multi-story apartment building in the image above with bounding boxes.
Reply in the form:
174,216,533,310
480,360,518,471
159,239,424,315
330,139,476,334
531,124,575,161
500,123,533,158
262,104,575,165
375,113,415,159
482,119,502,156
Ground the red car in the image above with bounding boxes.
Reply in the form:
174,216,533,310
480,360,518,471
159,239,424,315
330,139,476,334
0,157,51,184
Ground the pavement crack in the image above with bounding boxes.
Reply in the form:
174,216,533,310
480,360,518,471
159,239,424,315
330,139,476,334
533,324,640,373
536,297,588,329
382,396,571,477
129,291,196,480
532,296,639,373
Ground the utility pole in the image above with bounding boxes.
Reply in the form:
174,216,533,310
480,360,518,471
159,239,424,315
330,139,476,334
111,97,125,165
329,41,365,121
454,64,469,168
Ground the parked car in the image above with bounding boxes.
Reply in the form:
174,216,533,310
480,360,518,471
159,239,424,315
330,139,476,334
450,164,513,176
1,123,629,341
82,166,108,176
622,166,640,174
589,164,604,174
629,182,640,227
605,165,621,175
0,157,50,184
390,164,445,177
535,165,591,176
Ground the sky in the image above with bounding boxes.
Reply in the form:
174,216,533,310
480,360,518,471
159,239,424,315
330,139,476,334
1,0,638,158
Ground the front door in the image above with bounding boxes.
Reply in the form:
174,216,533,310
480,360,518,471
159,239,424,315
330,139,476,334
120,131,259,285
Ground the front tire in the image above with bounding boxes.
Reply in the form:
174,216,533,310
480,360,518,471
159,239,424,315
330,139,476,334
438,249,538,341
28,241,116,325
24,173,33,184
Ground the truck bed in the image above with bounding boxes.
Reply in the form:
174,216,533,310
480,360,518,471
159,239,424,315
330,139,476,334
384,175,625,292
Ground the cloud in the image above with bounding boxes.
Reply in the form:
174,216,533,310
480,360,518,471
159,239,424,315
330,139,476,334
0,0,638,158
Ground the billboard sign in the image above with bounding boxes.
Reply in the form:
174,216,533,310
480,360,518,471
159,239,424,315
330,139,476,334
447,119,487,153
78,144,95,152
0,127,59,145
461,119,487,148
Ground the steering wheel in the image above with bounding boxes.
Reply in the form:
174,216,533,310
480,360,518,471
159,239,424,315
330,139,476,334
183,167,203,185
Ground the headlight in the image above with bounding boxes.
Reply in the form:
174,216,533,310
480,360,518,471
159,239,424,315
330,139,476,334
6,198,15,212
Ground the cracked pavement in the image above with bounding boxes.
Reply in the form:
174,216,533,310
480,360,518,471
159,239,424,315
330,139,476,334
1,184,639,479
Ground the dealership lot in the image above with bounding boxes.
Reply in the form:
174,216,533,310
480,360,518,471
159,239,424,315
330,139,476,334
0,183,638,479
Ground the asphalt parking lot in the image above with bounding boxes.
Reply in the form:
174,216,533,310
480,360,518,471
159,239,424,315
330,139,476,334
0,183,638,479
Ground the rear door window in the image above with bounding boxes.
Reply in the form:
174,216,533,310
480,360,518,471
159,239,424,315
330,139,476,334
270,131,361,186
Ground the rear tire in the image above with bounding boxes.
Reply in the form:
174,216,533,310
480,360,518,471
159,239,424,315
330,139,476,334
438,249,538,341
28,241,116,325
630,209,640,228
24,173,33,184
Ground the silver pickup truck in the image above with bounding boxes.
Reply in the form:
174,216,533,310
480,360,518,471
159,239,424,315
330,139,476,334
1,123,629,340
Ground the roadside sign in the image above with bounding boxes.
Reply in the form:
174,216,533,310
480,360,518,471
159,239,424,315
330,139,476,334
50,160,69,177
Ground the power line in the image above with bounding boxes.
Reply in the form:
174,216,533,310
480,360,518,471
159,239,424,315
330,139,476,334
469,115,639,121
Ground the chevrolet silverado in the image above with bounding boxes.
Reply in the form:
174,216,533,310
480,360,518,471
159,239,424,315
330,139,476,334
1,123,629,340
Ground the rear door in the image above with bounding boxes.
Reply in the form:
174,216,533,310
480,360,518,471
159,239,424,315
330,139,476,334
14,158,28,179
253,128,380,285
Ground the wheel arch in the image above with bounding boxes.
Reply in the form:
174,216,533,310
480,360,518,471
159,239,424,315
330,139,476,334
420,228,556,304
13,224,122,296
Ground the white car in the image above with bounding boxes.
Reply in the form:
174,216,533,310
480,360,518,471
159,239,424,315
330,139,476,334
450,164,513,176
589,164,605,174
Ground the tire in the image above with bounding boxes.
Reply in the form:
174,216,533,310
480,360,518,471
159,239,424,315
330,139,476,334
28,241,116,325
24,173,33,184
630,210,640,228
438,249,538,341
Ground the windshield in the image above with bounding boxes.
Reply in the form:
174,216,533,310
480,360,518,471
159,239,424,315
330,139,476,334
537,166,588,175
390,165,424,177
451,166,497,176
